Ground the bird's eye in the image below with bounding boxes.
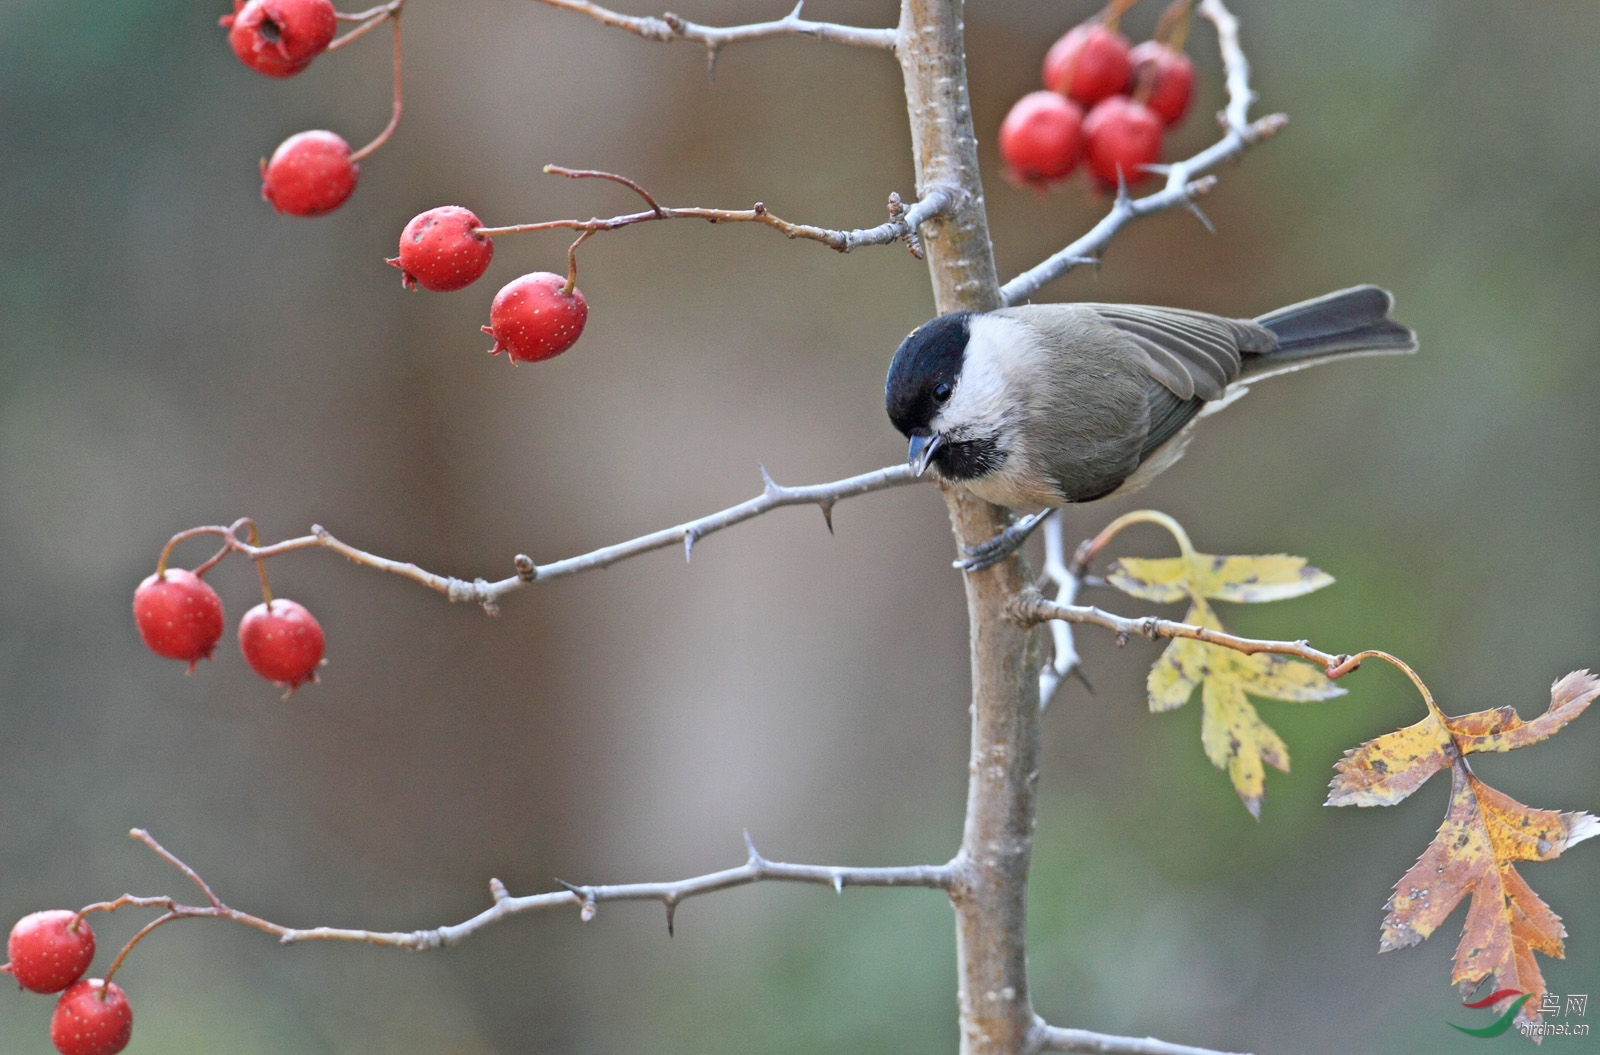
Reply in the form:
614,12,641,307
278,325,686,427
933,382,953,403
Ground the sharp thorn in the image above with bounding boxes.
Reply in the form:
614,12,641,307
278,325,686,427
1185,199,1217,234
819,502,835,535
664,900,678,937
759,462,778,493
683,530,696,562
1069,663,1096,696
831,872,843,894
743,829,759,859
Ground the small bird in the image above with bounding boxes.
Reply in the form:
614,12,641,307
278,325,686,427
884,285,1416,569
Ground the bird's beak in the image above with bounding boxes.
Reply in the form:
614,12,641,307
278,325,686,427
907,433,944,477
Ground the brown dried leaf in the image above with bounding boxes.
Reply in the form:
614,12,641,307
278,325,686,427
1328,671,1600,808
1381,764,1598,1029
1452,669,1600,756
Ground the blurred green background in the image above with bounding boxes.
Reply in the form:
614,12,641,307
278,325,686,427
3,1,1598,1052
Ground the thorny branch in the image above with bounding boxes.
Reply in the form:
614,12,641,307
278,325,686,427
155,464,923,615
1001,0,1286,305
1029,1023,1253,1055
476,166,953,261
89,831,952,961
1012,590,1361,679
528,0,898,71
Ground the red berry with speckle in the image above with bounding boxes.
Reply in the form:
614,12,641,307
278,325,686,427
261,131,358,217
132,569,225,673
239,599,325,692
221,0,337,79
388,207,495,292
481,273,588,363
5,911,96,995
999,91,1085,184
1043,24,1132,107
50,980,132,1055
1129,40,1195,126
1083,96,1164,189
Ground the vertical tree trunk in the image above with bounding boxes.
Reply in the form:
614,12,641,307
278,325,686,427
895,3,1045,1054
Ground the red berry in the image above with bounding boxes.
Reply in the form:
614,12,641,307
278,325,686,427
238,599,325,692
998,91,1085,184
1082,96,1164,189
221,0,337,79
261,131,358,217
388,207,495,292
49,980,132,1055
481,273,588,363
5,911,95,995
132,569,225,673
1043,24,1132,107
1129,40,1195,126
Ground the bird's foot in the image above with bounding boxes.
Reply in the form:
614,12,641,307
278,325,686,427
954,510,1053,573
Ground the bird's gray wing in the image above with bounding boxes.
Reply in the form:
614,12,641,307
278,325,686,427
1085,304,1274,401
1084,304,1277,463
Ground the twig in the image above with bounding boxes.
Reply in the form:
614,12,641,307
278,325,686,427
476,167,954,258
1012,590,1356,677
92,831,951,958
1031,1021,1254,1055
528,0,898,61
1036,512,1084,708
1000,0,1287,305
153,464,923,615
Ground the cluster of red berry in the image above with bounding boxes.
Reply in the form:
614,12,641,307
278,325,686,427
4,912,129,1055
221,0,387,216
998,0,1195,190
133,566,325,695
388,206,590,363
221,2,589,361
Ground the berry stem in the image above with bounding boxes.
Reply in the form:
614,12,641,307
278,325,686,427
1097,0,1142,31
347,12,403,163
154,526,233,578
329,0,403,48
1153,0,1194,50
238,520,277,604
563,230,593,295
102,911,180,986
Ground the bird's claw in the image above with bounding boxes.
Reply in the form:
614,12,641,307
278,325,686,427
953,510,1053,572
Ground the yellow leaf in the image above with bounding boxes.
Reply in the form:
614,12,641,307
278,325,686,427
1326,712,1451,807
1108,552,1333,606
1143,599,1341,816
1201,674,1288,819
1106,556,1190,603
1189,553,1335,603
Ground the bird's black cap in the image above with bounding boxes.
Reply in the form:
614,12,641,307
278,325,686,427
885,311,971,437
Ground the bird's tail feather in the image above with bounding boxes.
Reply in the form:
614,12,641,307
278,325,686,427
1246,285,1417,380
